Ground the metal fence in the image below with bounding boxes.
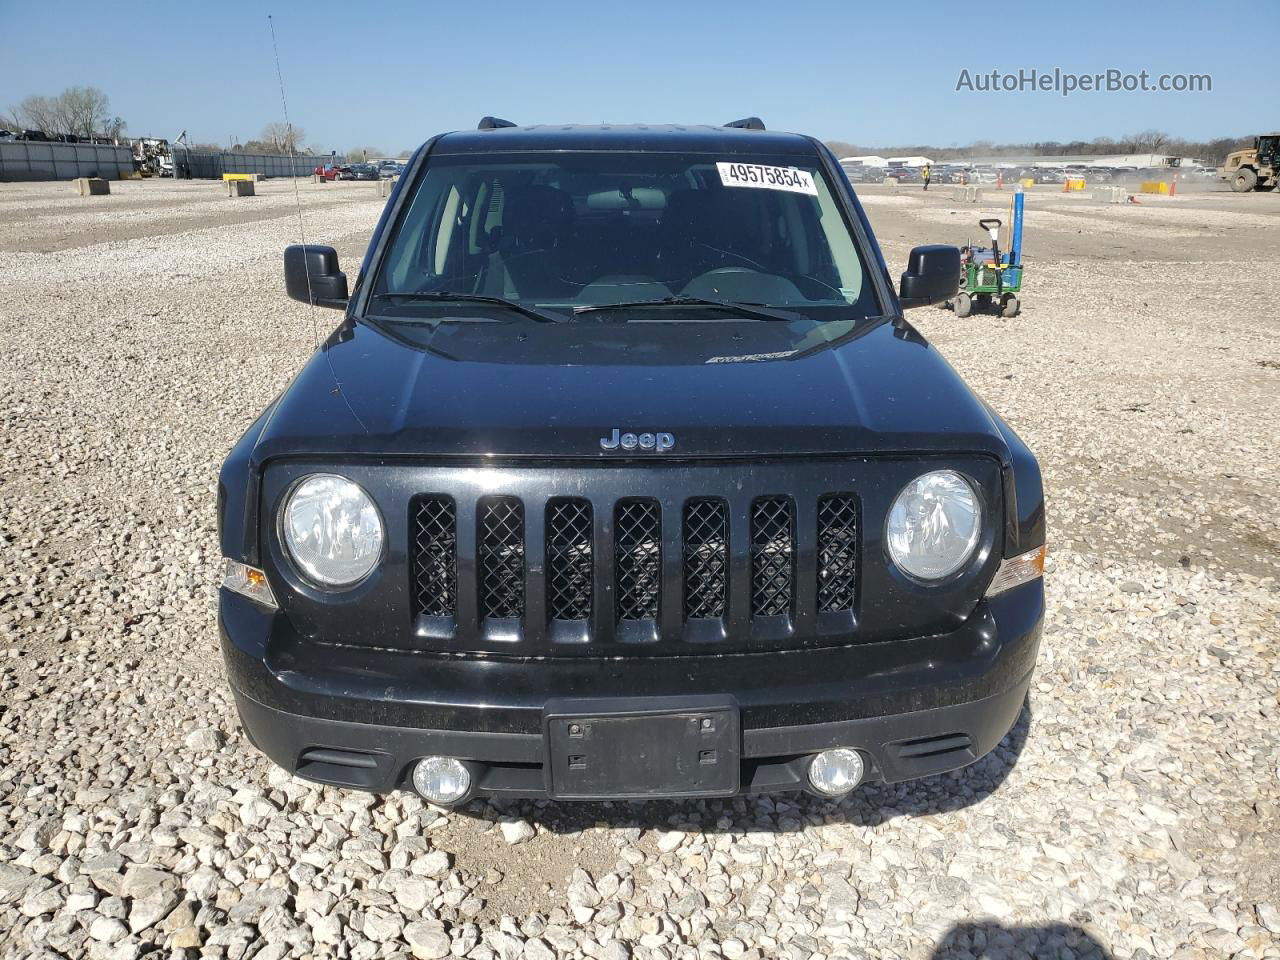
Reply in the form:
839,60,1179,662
176,150,319,179
0,140,135,182
0,141,322,182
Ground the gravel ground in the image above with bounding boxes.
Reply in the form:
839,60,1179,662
0,177,1277,960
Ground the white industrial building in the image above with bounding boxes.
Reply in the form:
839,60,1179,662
840,155,935,168
885,155,934,168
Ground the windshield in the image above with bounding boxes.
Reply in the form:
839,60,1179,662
371,151,880,319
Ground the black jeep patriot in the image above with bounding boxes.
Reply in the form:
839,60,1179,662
218,118,1045,804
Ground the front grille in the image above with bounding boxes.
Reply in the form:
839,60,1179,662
683,499,727,619
407,485,867,651
751,497,794,616
547,499,592,621
411,496,456,617
817,495,858,612
478,497,524,619
615,500,661,621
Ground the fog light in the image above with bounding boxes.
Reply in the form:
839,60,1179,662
411,757,472,805
807,748,864,796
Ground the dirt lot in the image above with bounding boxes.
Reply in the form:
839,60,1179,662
0,177,1277,960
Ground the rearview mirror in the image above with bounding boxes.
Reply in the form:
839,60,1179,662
284,244,348,309
898,244,960,309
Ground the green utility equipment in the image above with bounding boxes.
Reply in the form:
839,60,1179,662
951,191,1024,318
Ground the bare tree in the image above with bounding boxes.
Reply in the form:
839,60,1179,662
59,86,110,138
16,95,64,135
261,121,306,153
1141,130,1169,160
345,146,384,162
11,87,117,138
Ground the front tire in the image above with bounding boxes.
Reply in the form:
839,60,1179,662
1001,294,1021,318
954,293,972,318
1231,168,1258,192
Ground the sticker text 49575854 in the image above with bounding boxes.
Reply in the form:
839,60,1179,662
716,162,818,196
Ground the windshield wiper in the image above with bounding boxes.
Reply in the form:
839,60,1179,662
371,291,565,324
573,295,808,324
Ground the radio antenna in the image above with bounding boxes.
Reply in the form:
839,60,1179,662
267,14,318,352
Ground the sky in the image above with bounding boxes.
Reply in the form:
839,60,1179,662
2,0,1274,154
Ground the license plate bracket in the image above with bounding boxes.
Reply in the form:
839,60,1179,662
544,698,740,800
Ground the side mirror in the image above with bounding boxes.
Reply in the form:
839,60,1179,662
898,244,960,309
284,244,348,309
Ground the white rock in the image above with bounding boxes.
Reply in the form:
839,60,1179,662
310,913,342,944
89,916,129,943
183,727,224,751
499,819,536,845
656,831,686,853
403,920,451,959
395,878,432,913
1257,902,1280,934
412,849,452,877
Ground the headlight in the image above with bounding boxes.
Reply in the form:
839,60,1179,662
281,474,384,587
886,470,982,580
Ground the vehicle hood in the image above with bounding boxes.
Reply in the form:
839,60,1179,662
250,316,1010,463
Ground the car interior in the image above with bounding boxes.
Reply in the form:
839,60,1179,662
378,158,876,315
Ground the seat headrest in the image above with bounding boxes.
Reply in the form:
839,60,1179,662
501,185,574,250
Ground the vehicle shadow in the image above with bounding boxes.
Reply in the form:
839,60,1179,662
928,921,1113,960
461,696,1032,836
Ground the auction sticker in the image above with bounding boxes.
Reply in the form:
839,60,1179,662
717,162,818,195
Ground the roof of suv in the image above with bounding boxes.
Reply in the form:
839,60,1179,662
431,123,819,157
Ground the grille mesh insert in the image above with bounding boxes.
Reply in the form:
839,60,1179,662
411,496,456,617
615,500,661,621
411,489,861,638
683,499,727,619
751,497,794,616
478,497,524,619
547,499,593,621
817,495,859,612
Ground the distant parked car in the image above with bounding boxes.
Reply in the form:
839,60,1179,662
349,163,380,181
885,167,918,182
0,129,14,141
840,164,883,184
313,164,341,181
378,162,402,179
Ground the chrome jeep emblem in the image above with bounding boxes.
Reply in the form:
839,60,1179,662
600,428,675,453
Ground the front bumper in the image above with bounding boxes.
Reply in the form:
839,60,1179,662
220,580,1043,799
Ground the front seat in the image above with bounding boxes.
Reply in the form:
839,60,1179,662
483,185,577,300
